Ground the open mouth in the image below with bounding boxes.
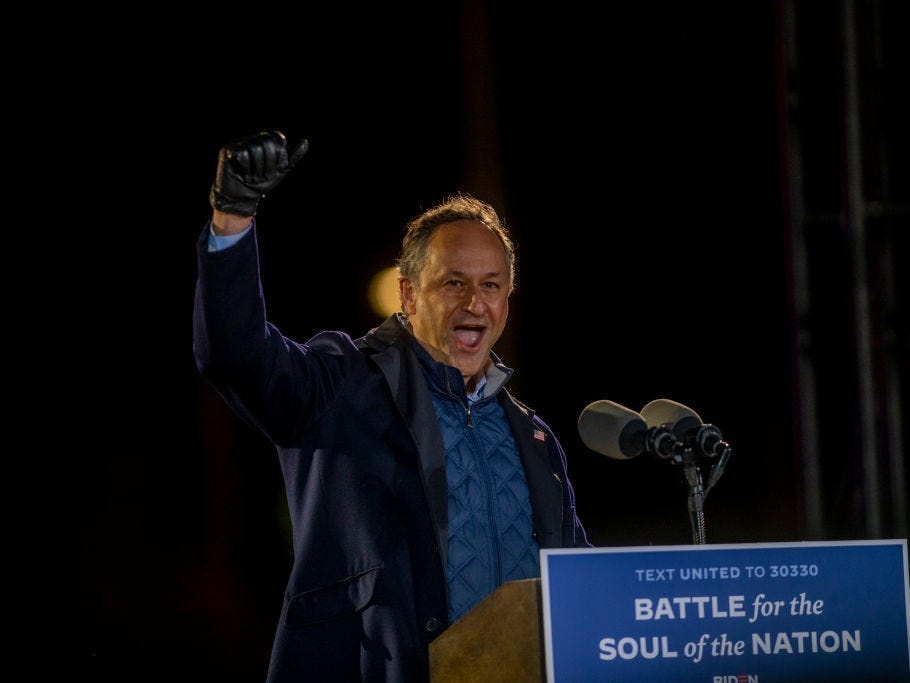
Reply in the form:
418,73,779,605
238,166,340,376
453,325,486,351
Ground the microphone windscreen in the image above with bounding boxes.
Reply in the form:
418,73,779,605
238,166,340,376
640,398,702,438
577,400,647,459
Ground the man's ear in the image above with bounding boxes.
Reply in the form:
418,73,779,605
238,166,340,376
399,277,417,315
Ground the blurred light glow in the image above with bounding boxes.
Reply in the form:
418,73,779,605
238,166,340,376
369,266,401,318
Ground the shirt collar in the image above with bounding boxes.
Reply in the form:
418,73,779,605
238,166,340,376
466,374,487,404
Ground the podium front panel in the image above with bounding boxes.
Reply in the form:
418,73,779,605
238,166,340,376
541,539,910,683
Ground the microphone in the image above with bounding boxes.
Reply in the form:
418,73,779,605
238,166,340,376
637,398,735,545
577,400,677,460
640,398,727,458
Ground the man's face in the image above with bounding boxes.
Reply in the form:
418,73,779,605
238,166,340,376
400,220,510,390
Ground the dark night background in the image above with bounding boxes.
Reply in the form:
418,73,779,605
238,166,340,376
49,2,907,680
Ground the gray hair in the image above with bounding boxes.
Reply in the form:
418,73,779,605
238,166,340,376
397,193,516,294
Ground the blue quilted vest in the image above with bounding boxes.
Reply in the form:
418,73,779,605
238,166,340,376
413,342,540,622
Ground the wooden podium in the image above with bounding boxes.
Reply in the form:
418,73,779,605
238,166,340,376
428,578,544,682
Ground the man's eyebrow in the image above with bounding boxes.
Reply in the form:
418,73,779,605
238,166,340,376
444,269,504,279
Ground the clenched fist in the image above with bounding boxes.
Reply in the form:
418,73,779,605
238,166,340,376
209,131,309,217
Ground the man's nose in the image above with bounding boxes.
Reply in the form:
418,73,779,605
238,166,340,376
462,287,485,314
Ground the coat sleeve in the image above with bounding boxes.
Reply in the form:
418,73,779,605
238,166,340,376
192,222,358,446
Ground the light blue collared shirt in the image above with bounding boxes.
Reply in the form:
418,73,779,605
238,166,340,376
466,375,487,404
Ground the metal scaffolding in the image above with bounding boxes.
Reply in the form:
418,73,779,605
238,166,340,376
774,0,908,539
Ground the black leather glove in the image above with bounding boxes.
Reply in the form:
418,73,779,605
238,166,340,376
209,131,309,217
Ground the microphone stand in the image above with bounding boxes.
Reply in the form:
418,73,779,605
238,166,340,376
674,440,732,545
680,447,707,545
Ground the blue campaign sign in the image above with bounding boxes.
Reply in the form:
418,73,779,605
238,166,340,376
540,540,910,683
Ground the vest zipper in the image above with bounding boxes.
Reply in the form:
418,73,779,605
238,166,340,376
444,370,498,584
444,370,474,428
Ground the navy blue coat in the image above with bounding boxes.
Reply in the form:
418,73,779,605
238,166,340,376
193,225,590,682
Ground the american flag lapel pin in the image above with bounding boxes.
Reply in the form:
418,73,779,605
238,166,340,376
533,428,546,442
